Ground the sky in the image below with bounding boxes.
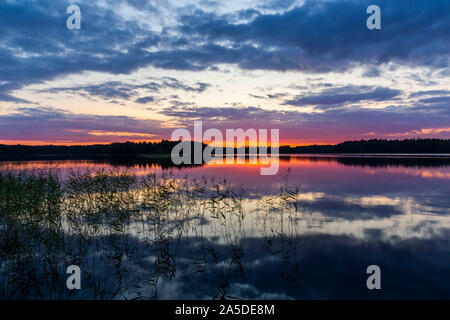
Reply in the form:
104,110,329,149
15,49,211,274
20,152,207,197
0,0,449,146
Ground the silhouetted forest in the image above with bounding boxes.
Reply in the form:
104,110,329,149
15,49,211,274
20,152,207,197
0,140,177,156
279,139,450,154
1,139,450,160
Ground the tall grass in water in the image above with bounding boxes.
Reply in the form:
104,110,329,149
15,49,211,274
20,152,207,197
0,169,301,300
0,170,63,252
65,169,139,231
0,170,63,299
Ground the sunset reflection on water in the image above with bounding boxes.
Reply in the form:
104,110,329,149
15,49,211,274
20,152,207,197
2,155,450,299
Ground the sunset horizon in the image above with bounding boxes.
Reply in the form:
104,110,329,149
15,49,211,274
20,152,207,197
1,137,450,148
0,1,449,147
2,0,450,307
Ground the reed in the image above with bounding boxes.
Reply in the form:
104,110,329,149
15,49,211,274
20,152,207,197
0,168,301,300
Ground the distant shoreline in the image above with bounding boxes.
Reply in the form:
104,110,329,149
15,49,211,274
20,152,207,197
2,153,450,163
1,139,450,161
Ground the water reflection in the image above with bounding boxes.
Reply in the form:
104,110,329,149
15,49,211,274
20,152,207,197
0,155,450,299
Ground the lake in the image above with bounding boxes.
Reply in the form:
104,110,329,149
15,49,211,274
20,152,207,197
1,155,450,299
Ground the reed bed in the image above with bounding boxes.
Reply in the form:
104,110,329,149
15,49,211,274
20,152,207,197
0,169,301,300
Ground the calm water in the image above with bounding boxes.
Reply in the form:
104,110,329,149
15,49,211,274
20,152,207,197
1,155,450,299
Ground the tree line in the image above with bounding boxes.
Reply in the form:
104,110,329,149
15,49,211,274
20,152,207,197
1,139,450,158
279,139,450,154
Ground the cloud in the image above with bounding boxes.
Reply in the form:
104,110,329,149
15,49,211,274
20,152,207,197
37,78,210,103
0,107,171,143
0,0,163,99
160,106,264,120
0,92,31,104
0,83,32,104
1,0,449,144
2,93,450,145
135,96,155,104
408,90,450,98
1,0,449,102
417,96,450,104
284,86,403,109
159,98,450,144
177,0,450,72
362,67,381,78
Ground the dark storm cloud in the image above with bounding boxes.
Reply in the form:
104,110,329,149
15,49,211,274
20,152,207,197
0,0,163,100
1,0,449,102
178,0,450,72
